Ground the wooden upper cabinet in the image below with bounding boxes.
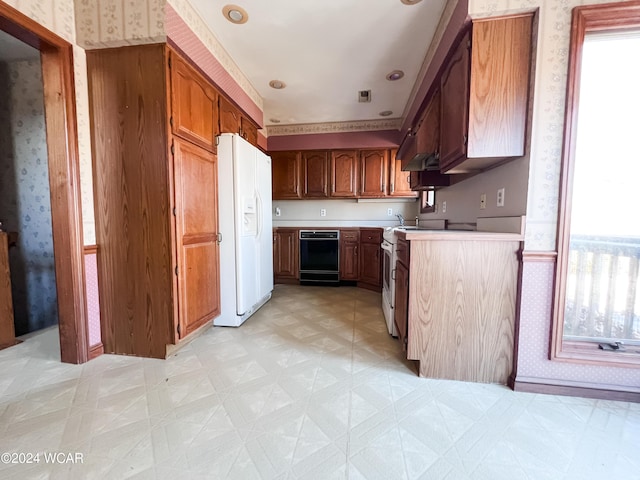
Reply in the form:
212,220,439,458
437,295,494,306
272,151,301,199
302,151,329,198
219,96,260,147
359,150,388,197
218,95,241,135
439,32,471,172
389,149,417,197
170,53,218,152
241,117,258,146
467,14,532,160
440,14,533,173
330,150,358,198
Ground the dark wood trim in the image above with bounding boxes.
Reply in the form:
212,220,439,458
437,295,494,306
0,3,89,364
512,379,640,403
88,342,104,360
83,245,99,255
552,2,640,367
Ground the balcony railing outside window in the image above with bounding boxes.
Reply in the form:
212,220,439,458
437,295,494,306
564,235,640,344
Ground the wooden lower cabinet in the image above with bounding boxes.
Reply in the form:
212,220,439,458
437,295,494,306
339,229,360,280
394,260,409,351
273,228,298,281
359,228,383,290
0,232,17,349
173,139,221,338
405,236,521,383
87,44,221,358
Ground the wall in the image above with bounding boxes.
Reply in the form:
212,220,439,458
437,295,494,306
0,59,59,335
272,199,418,228
465,0,640,391
3,0,97,245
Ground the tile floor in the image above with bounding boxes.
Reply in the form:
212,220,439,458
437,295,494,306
0,284,638,480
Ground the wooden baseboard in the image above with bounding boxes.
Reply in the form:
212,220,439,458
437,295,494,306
511,379,640,403
88,342,103,360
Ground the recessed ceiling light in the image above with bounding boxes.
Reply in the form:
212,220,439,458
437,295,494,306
269,80,286,89
400,0,423,4
379,111,393,117
269,118,281,123
386,70,405,81
222,5,248,24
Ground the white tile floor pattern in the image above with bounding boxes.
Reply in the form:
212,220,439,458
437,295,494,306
0,285,638,480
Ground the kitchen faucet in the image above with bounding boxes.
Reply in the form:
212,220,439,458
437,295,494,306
395,213,405,226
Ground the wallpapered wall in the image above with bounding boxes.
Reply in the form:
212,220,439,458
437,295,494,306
467,0,640,390
4,0,97,245
0,59,59,335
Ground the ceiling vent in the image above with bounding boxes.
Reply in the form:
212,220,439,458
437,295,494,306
358,90,372,103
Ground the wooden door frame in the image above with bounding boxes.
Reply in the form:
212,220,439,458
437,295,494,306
0,3,89,363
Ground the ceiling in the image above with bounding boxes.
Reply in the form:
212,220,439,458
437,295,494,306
0,30,40,62
189,0,447,129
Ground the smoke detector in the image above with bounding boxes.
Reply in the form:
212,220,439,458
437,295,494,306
358,90,372,103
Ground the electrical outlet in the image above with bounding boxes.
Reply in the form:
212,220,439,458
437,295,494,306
275,207,281,217
497,188,505,207
387,208,393,216
480,194,486,210
442,201,447,214
320,208,326,217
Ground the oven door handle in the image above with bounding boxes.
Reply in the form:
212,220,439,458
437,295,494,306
381,241,393,252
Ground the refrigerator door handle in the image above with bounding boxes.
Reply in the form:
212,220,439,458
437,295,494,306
255,189,262,239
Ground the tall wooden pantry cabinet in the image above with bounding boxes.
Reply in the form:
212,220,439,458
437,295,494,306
87,44,221,358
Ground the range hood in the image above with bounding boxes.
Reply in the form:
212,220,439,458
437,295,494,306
404,151,439,171
398,131,440,172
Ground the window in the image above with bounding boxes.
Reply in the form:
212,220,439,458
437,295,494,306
553,2,640,365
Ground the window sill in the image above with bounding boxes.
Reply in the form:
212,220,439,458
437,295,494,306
553,340,640,369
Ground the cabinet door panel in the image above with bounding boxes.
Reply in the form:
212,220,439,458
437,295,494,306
331,150,358,197
394,261,409,351
359,243,381,286
389,149,418,197
439,32,470,171
170,54,218,152
302,151,329,197
360,150,388,197
219,95,241,134
273,229,298,279
174,139,220,338
272,151,301,199
241,117,258,147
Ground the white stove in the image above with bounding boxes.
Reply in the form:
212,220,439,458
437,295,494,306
381,227,399,337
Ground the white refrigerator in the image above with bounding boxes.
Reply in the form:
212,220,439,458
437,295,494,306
215,133,274,327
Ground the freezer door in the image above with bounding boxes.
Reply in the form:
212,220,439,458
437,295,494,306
257,150,274,300
233,135,259,315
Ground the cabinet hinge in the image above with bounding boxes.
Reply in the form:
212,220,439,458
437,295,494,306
168,56,172,68
171,141,175,156
175,266,178,276
463,134,468,146
173,207,176,216
215,136,220,146
169,116,174,128
177,322,181,336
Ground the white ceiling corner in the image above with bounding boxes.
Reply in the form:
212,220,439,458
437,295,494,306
188,0,448,132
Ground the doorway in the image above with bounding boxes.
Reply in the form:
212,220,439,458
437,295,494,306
0,32,59,336
0,3,89,363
